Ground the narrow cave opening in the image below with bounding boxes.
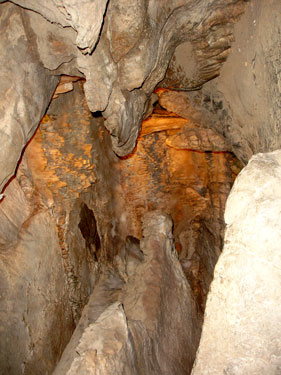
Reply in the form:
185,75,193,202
78,203,101,262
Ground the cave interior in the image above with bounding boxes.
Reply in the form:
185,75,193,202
0,0,280,374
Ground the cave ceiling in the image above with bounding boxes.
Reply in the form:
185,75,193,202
0,0,247,193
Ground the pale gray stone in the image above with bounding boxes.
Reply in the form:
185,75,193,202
64,303,138,375
0,3,59,192
202,0,281,163
192,150,281,375
0,210,72,375
10,0,108,53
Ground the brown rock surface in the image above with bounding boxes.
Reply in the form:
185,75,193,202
88,94,240,312
0,0,247,192
0,80,240,373
0,194,73,374
54,212,202,375
161,0,281,164
204,0,281,163
0,83,99,374
166,124,230,152
0,1,280,373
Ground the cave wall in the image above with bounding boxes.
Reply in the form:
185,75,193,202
0,186,73,374
0,76,240,373
162,0,281,164
53,213,202,375
0,3,59,191
190,1,281,372
206,0,281,163
0,0,280,374
0,83,100,374
89,105,238,311
0,0,247,193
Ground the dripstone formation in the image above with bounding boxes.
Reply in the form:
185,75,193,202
0,0,280,374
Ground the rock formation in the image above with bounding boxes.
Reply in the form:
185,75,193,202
192,150,281,374
0,0,247,192
0,0,280,374
53,212,202,375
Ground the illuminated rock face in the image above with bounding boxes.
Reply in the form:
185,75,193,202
0,84,99,374
0,81,239,374
0,0,247,192
0,0,280,374
192,151,281,375
111,111,238,312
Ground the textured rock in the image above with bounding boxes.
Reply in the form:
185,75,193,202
121,212,202,374
0,1,280,373
158,89,219,129
0,71,240,374
159,0,281,164
0,3,59,192
53,273,135,375
56,301,138,375
122,113,237,310
0,208,73,375
10,0,108,53
192,150,281,374
0,0,247,192
0,83,99,375
202,0,281,163
54,212,202,374
166,123,230,152
161,1,246,91
86,101,240,314
26,82,99,323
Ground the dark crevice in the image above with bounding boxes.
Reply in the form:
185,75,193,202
78,203,101,261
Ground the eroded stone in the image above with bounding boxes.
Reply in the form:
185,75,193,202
192,150,281,374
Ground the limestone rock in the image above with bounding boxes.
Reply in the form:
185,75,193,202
166,124,230,152
202,0,281,163
0,0,247,192
0,83,100,374
26,9,78,73
10,0,108,53
0,210,73,375
54,212,202,374
0,177,31,249
161,2,246,90
0,3,59,192
88,100,238,311
1,1,280,374
106,0,146,63
121,212,202,374
60,303,137,375
0,67,241,374
192,150,281,374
